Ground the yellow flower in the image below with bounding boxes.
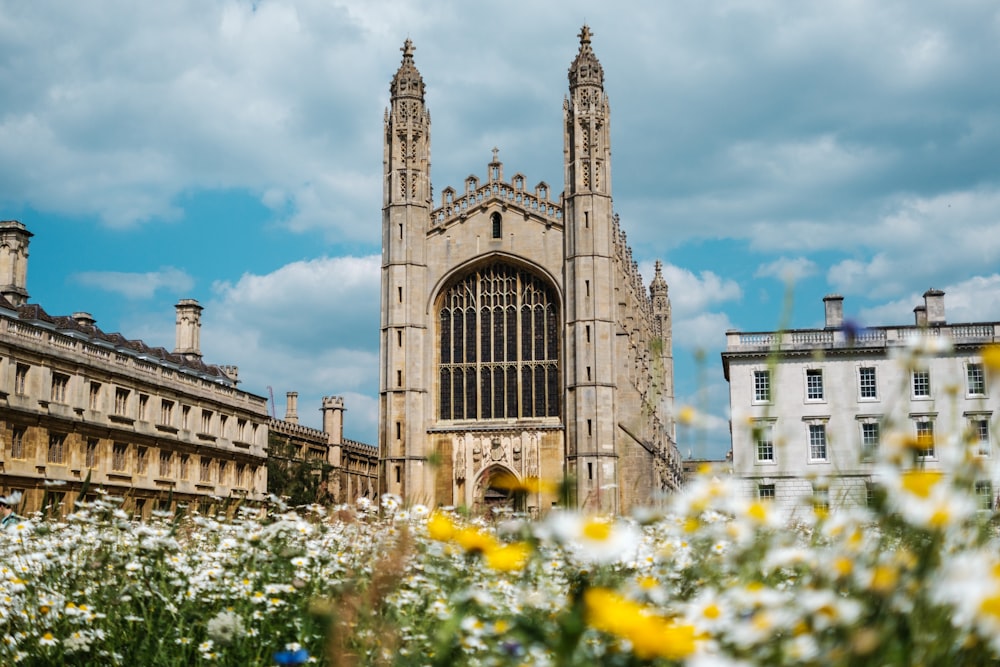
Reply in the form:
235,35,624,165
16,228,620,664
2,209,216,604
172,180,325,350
833,557,853,578
870,565,898,594
900,470,944,498
982,344,1000,373
454,527,497,555
582,518,612,541
426,512,457,542
483,542,531,572
584,588,698,660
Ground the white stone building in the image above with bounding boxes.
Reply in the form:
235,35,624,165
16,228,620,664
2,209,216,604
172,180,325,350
722,291,1000,513
379,27,682,515
0,220,270,517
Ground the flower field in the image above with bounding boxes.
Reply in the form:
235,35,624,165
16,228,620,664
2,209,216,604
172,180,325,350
4,346,1000,665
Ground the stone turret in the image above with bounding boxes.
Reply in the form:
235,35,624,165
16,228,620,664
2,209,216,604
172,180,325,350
174,299,203,359
0,221,32,307
322,395,345,446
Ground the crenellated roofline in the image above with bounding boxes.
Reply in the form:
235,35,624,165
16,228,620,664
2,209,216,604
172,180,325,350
430,155,563,229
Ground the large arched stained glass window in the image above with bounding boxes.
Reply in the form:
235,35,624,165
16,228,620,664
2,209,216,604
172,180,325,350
439,263,559,420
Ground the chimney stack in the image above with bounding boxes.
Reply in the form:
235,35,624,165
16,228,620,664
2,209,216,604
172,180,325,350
0,221,32,307
285,391,299,424
823,294,844,329
914,305,927,327
923,289,945,326
174,299,203,358
71,312,96,328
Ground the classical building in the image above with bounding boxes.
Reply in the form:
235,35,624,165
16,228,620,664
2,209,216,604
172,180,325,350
0,220,269,518
378,27,682,515
723,291,1000,513
268,391,378,505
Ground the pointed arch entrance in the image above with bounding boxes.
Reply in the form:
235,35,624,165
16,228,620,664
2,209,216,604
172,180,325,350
473,465,525,517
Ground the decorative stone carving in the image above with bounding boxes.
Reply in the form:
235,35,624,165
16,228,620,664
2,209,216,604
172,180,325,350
455,436,466,482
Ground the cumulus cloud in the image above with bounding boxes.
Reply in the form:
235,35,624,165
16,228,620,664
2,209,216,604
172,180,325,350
71,267,194,299
826,187,1000,299
755,257,818,283
859,274,1000,328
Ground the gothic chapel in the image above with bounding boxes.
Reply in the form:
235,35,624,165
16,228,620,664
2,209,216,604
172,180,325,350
379,27,683,515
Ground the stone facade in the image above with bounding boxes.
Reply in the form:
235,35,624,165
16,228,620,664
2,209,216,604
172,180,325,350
268,392,378,504
723,291,1000,515
0,220,269,518
378,28,682,515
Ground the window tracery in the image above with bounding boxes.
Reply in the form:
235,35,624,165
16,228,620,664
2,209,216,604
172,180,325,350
439,263,559,420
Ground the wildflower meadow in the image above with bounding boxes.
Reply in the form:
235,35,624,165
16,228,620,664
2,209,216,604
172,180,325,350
4,343,1000,665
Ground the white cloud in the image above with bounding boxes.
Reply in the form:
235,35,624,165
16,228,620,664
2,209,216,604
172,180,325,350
132,254,385,438
71,267,194,299
859,274,1000,327
636,261,742,315
827,187,1000,299
755,257,818,282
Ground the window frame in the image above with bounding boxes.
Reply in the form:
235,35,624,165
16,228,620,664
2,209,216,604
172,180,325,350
112,442,128,472
14,363,29,396
860,420,881,460
912,369,931,399
114,387,130,416
11,427,25,459
757,483,776,500
967,361,987,397
752,369,772,404
914,417,936,460
858,366,878,401
753,419,776,464
51,372,69,404
975,480,994,511
807,421,828,462
47,433,66,465
805,368,825,402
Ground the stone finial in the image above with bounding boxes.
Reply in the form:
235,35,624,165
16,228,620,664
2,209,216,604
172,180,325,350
390,38,425,101
173,299,203,358
568,24,604,89
650,260,668,298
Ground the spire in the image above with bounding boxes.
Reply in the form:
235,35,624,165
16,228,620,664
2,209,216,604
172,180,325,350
650,260,668,298
390,38,425,101
568,24,604,90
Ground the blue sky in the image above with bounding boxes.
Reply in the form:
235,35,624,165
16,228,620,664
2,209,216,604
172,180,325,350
3,1,1000,459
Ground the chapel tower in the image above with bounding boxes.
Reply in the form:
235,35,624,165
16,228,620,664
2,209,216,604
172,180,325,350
562,25,620,512
379,39,434,500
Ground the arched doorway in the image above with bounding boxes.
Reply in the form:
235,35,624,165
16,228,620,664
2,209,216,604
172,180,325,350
473,466,524,518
